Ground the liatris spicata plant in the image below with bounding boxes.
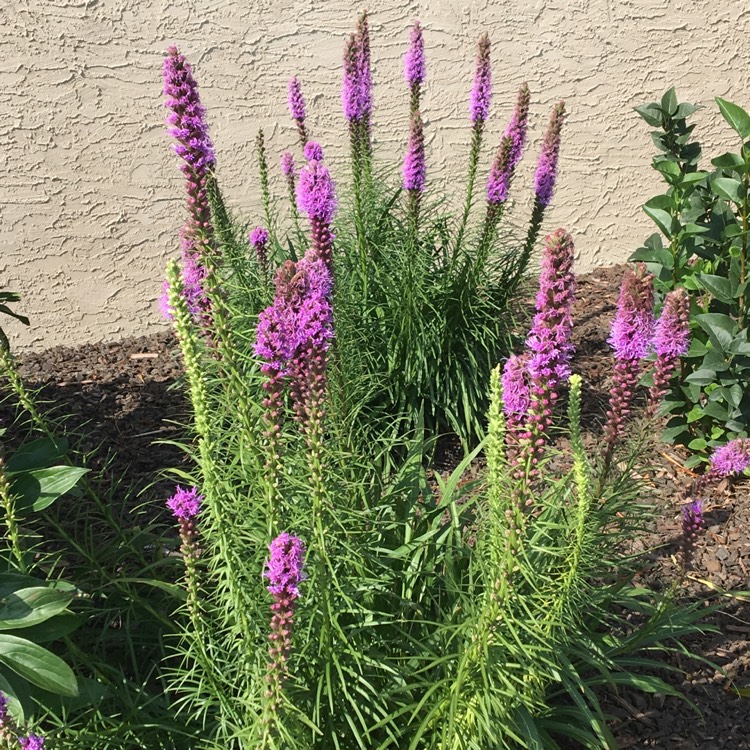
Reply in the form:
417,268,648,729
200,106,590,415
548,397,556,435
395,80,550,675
403,111,426,225
677,499,704,573
515,100,567,279
167,485,203,630
521,228,576,476
709,437,750,477
454,32,492,254
296,155,338,270
163,45,216,327
477,82,531,261
647,287,690,416
287,76,308,146
250,226,271,279
404,19,425,114
602,264,655,470
256,129,273,233
261,533,305,735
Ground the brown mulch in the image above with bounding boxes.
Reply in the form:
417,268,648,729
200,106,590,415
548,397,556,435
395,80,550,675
1,264,748,747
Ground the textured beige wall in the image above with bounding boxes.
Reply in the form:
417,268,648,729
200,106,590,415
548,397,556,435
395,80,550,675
2,0,749,351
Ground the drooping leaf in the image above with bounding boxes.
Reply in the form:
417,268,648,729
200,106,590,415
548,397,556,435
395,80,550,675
0,634,78,696
0,588,73,631
716,97,750,140
9,466,89,513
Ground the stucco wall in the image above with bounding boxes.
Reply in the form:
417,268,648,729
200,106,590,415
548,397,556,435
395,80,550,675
1,0,749,351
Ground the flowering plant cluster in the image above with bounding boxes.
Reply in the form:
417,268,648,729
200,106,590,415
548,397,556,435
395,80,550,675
633,88,750,464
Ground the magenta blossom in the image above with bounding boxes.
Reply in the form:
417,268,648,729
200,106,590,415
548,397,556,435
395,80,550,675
534,101,566,207
608,265,655,361
166,485,203,520
250,226,270,249
403,111,426,192
264,532,306,599
502,354,531,420
303,141,324,162
404,20,426,89
296,160,337,224
19,735,45,750
281,151,295,179
709,438,750,477
287,76,306,122
653,288,691,358
469,33,491,125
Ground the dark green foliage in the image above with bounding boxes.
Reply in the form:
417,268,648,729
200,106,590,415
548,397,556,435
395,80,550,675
632,88,750,464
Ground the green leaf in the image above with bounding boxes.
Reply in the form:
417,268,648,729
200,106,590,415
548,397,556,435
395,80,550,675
5,438,69,474
684,368,717,386
661,87,678,116
0,588,73,630
10,613,84,644
712,151,746,169
634,103,662,128
703,400,729,421
688,437,708,450
696,313,737,351
712,176,744,204
0,634,78,696
716,97,750,139
9,466,88,513
698,273,734,303
643,204,674,238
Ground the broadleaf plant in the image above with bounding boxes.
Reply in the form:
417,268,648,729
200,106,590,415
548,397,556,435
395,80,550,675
632,88,750,465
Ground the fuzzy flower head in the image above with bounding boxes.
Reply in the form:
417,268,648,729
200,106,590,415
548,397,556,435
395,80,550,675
19,735,44,750
265,532,306,599
469,33,492,125
654,287,691,358
682,498,704,536
303,141,324,162
608,264,655,361
526,228,576,384
505,82,531,173
163,46,216,176
502,354,531,418
287,76,306,122
296,159,337,223
342,13,373,124
166,485,203,520
281,151,295,179
486,136,513,205
254,251,334,372
250,226,270,251
403,111,426,192
709,438,750,477
0,691,7,723
404,20,426,88
534,101,566,207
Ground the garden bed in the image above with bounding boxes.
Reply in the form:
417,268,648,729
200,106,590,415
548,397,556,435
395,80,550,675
3,263,748,748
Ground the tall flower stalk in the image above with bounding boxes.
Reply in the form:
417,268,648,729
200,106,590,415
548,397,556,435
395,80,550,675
403,110,426,229
453,32,492,256
163,46,216,331
404,19,425,115
477,83,531,265
256,129,274,236
508,229,576,511
296,152,338,271
166,485,203,635
647,287,690,416
601,264,655,479
260,533,305,744
287,76,308,147
515,101,566,282
250,226,271,281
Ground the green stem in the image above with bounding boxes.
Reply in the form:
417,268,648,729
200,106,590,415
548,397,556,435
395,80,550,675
0,458,25,573
452,125,483,263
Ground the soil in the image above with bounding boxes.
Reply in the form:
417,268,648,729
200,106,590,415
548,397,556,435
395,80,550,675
1,264,748,748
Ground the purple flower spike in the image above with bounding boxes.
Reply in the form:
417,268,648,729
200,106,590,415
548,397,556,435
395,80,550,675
265,532,306,599
709,438,750,478
486,136,513,205
166,485,203,520
296,160,337,224
163,46,216,177
0,691,8,724
287,76,306,122
505,82,531,174
250,226,270,249
403,111,426,192
19,735,45,750
609,264,655,361
648,287,690,414
342,33,362,122
304,141,324,162
469,33,492,125
679,498,704,571
654,288,691,358
534,101,566,207
356,11,373,121
404,20,426,89
281,151,295,179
